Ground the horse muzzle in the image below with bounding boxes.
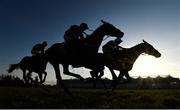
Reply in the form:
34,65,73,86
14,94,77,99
119,32,124,38
156,53,161,58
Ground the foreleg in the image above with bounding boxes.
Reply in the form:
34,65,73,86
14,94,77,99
109,68,118,80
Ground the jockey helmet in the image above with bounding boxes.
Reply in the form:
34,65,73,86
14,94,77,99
115,38,122,44
42,41,47,46
80,23,89,30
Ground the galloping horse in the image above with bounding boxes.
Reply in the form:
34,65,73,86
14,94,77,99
104,40,161,87
8,54,48,84
45,20,124,86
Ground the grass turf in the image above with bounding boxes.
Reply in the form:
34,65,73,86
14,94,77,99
0,86,180,109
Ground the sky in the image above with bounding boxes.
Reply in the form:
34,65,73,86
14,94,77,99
0,0,179,84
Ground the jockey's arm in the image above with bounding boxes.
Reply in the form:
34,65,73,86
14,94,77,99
79,33,85,40
40,45,46,54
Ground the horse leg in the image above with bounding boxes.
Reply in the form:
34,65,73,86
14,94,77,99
111,70,121,88
27,71,33,84
118,70,126,82
22,69,27,82
97,70,107,89
52,63,73,97
90,70,107,89
22,69,31,84
62,64,84,81
42,71,47,83
90,70,95,79
97,70,104,79
109,68,118,80
90,70,96,87
38,71,47,84
90,70,102,87
52,63,63,86
22,69,30,84
38,72,43,84
124,71,132,83
112,70,125,90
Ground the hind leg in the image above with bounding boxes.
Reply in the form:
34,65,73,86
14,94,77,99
38,71,47,84
90,70,97,87
22,69,31,84
124,72,132,83
51,63,73,96
112,70,126,90
63,64,84,81
97,70,107,89
42,71,47,83
90,69,107,88
22,69,27,82
90,70,101,87
26,71,33,84
38,72,43,84
109,68,118,80
51,63,62,86
97,70,104,79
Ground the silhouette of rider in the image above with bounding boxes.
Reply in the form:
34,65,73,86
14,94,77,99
64,23,89,53
31,41,47,56
103,38,125,54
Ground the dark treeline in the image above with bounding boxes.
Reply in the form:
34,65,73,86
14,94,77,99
63,75,180,89
0,75,25,86
0,74,179,89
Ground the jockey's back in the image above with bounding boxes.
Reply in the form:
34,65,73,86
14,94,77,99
64,25,83,43
31,41,47,56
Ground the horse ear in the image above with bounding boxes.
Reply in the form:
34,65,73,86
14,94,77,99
143,39,147,43
101,20,107,24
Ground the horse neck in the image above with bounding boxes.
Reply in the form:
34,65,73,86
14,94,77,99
130,43,145,61
87,25,107,53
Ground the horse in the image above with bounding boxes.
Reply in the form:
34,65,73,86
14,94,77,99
45,20,124,87
103,40,161,88
8,54,48,84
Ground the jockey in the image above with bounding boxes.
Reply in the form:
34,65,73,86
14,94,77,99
102,38,125,54
64,23,89,51
31,41,47,56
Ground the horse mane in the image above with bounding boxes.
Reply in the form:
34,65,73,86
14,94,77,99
86,24,104,43
129,42,144,49
89,24,104,37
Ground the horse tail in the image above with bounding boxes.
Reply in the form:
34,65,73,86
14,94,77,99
8,63,20,73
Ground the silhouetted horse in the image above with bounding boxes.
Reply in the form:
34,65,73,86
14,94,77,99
103,40,161,88
45,20,124,87
8,54,47,84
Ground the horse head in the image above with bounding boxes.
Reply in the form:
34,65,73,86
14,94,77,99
86,20,124,53
101,20,124,38
142,40,161,58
